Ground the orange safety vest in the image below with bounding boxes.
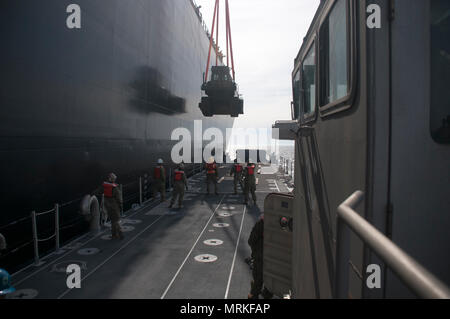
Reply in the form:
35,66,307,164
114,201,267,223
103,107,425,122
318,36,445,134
247,165,255,176
235,164,243,173
174,170,184,181
103,182,118,198
207,163,217,174
154,166,162,179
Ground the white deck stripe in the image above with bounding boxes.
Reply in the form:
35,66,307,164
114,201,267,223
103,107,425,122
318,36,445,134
160,195,226,299
273,179,281,192
224,205,247,299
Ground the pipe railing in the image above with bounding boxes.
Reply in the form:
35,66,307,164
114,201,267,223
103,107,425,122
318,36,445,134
335,191,450,299
31,203,61,266
3,167,206,267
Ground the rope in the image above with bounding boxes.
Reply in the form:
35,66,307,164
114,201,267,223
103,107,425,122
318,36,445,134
35,208,55,217
204,0,219,82
0,239,34,259
37,233,56,242
0,216,30,231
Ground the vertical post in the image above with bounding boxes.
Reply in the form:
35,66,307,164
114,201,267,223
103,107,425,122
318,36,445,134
335,217,350,298
55,204,60,252
139,176,143,206
120,184,124,217
31,211,40,266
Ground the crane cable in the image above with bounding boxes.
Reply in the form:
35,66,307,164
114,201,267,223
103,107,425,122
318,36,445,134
204,0,236,83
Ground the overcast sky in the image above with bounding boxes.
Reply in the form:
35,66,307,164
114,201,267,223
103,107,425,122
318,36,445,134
195,0,320,132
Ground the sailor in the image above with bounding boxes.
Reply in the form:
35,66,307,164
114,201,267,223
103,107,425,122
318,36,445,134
243,162,257,206
94,173,124,240
247,214,272,299
169,164,188,209
230,159,244,195
153,159,166,202
0,269,15,299
205,157,219,195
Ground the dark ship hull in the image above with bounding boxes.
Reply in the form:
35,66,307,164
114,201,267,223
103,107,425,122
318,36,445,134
0,0,234,270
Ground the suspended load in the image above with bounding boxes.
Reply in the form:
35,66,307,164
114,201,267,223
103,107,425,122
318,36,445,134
199,0,244,118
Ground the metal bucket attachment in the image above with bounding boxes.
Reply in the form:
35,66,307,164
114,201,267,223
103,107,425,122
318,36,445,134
199,66,244,117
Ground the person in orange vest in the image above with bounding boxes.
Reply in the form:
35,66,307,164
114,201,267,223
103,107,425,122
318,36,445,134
153,159,166,202
230,159,244,195
205,157,219,195
169,164,188,209
244,162,257,206
94,173,124,240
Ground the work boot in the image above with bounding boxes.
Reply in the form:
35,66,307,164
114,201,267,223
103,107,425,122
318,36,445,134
261,287,273,299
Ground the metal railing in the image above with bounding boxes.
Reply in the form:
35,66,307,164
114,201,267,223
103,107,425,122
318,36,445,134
1,166,205,268
31,204,61,266
335,191,450,299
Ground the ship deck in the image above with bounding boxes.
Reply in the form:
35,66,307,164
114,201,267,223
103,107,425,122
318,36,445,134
9,165,293,299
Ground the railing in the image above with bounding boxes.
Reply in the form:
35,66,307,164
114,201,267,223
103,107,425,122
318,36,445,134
335,191,450,299
1,165,205,268
30,204,61,266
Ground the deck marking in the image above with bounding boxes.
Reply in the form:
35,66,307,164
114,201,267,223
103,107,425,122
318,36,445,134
121,225,135,232
194,254,218,263
57,213,166,299
12,194,167,285
213,223,230,228
203,239,224,246
77,248,100,256
8,289,39,299
160,195,226,299
224,205,247,299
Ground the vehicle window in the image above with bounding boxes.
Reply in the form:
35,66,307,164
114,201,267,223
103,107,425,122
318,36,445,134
293,70,301,119
301,44,316,117
431,0,450,144
319,0,348,106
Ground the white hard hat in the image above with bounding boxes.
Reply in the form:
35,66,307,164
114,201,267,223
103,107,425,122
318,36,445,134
158,159,163,164
108,173,117,182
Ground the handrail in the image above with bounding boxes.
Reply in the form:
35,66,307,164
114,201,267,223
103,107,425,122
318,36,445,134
335,191,450,299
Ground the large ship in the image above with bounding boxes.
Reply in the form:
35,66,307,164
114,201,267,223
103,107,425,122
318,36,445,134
0,0,234,271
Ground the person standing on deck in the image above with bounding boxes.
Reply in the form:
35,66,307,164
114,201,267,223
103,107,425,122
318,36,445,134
230,159,244,195
169,164,188,209
247,214,273,299
93,173,124,240
153,159,166,202
244,162,257,206
205,157,219,195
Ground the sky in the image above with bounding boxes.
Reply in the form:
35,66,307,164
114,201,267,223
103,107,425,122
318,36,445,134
194,0,320,133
